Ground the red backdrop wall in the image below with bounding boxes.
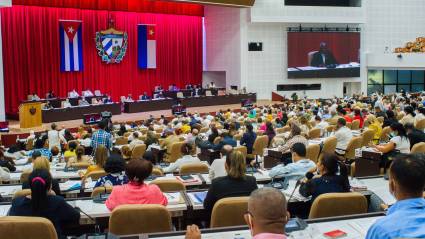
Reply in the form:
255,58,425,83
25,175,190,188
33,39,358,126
1,5,203,115
287,32,360,68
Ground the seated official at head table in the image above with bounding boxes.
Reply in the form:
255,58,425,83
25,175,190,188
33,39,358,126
186,188,290,239
105,159,168,211
203,151,258,215
82,88,94,97
68,89,79,98
366,154,425,239
139,92,150,101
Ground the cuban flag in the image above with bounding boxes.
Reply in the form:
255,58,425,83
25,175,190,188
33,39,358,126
59,20,83,72
138,24,156,69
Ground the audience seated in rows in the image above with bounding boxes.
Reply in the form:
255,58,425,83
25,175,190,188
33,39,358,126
105,159,168,211
203,151,258,215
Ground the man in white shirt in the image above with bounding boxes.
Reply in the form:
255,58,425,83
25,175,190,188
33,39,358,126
47,123,65,151
209,145,233,180
63,99,72,108
314,115,329,137
30,93,40,101
83,89,94,97
332,118,353,154
129,132,144,151
68,89,79,98
269,143,316,180
163,145,201,173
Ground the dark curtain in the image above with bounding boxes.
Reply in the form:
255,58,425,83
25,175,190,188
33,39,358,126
1,5,203,115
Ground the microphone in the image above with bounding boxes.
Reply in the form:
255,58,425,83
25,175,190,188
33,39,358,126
287,178,303,203
74,206,101,234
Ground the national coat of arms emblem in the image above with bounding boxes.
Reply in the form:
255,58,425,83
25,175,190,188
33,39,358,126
95,27,128,64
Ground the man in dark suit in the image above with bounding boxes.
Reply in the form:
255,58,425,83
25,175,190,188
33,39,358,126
139,92,150,101
310,42,338,67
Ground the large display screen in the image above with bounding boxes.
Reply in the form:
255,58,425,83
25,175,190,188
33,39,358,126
287,32,360,79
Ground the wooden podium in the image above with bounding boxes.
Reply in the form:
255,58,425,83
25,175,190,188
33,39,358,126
19,102,42,128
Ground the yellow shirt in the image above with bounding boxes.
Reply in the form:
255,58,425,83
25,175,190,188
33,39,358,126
83,165,103,177
181,124,191,134
266,114,273,122
368,122,382,144
64,150,77,159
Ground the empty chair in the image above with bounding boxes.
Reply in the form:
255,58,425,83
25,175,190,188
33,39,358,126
247,135,269,162
416,118,425,131
91,186,113,198
361,129,375,147
234,146,247,160
351,120,360,130
276,126,290,134
199,127,209,133
324,125,335,137
179,163,209,175
380,126,391,142
233,133,243,141
109,204,172,235
0,216,58,239
68,162,90,169
152,167,164,176
20,171,31,184
213,136,222,145
115,137,128,146
346,122,352,130
210,197,249,228
318,136,337,162
309,192,368,219
131,144,147,159
165,141,185,163
150,179,186,192
123,132,132,138
340,136,363,161
411,142,425,153
308,128,321,139
82,170,107,181
306,144,320,163
13,189,32,199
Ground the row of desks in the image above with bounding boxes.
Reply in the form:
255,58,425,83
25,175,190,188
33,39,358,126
38,93,256,122
123,94,257,113
150,213,383,239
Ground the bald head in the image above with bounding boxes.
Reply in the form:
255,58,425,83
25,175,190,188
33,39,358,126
247,188,288,235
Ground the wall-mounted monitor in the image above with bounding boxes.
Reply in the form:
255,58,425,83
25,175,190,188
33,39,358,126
287,32,360,79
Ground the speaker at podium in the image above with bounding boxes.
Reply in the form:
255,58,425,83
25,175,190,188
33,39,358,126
19,102,42,128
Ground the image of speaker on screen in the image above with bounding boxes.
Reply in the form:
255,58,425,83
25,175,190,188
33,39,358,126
287,32,360,79
310,42,338,67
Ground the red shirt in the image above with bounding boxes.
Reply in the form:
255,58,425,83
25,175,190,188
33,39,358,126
353,115,364,128
344,115,353,123
106,182,168,211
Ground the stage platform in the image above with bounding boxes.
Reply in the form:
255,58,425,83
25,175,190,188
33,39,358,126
4,100,277,135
